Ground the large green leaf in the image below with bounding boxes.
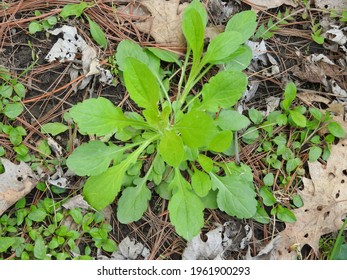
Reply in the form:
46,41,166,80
83,138,154,210
199,71,247,112
116,40,149,71
191,168,211,197
83,166,122,210
175,110,218,148
202,31,244,65
70,97,133,136
4,102,23,119
123,58,160,112
67,141,121,176
225,11,257,42
158,130,184,168
208,130,233,153
215,109,250,131
117,180,151,223
210,173,257,218
168,170,204,240
182,6,205,63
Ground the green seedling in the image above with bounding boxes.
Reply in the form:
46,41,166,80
28,10,57,34
0,197,116,260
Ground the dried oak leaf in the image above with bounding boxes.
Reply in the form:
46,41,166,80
135,0,187,45
0,158,38,215
274,136,347,259
246,0,297,11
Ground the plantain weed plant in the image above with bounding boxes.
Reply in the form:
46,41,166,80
66,1,258,240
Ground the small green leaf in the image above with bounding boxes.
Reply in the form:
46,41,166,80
4,102,23,119
226,10,257,42
34,236,47,260
259,186,276,206
13,144,28,156
286,158,301,173
289,110,307,127
28,21,43,34
147,48,181,66
60,2,88,18
200,70,247,112
203,31,244,65
87,18,107,49
309,146,322,162
123,58,160,112
0,146,5,156
70,97,133,136
292,195,303,208
0,237,15,252
69,208,83,224
309,107,323,121
47,16,57,26
276,205,297,223
28,208,47,222
13,83,26,97
263,173,274,186
215,109,250,131
248,108,263,124
197,154,214,173
328,122,346,138
175,110,218,148
117,181,151,224
0,85,13,98
102,239,117,253
253,205,270,224
208,130,233,153
41,122,68,136
168,170,204,240
67,141,120,176
282,82,297,111
182,3,205,63
158,130,184,168
191,168,211,197
242,126,259,144
210,173,257,218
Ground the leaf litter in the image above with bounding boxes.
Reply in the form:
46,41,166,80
272,133,347,259
0,159,38,215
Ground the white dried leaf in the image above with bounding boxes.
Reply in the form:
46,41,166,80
310,54,335,65
246,0,297,11
109,237,150,260
331,80,347,102
0,159,38,215
47,137,63,157
62,194,90,210
314,0,345,10
182,225,224,260
325,28,347,45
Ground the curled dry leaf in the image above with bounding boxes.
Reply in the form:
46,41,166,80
274,134,347,259
245,0,297,11
314,0,346,10
105,237,150,260
134,0,188,45
182,221,252,260
0,158,38,215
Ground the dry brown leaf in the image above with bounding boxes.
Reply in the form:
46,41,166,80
245,0,297,11
314,0,346,10
134,0,187,45
0,159,38,215
274,135,347,259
